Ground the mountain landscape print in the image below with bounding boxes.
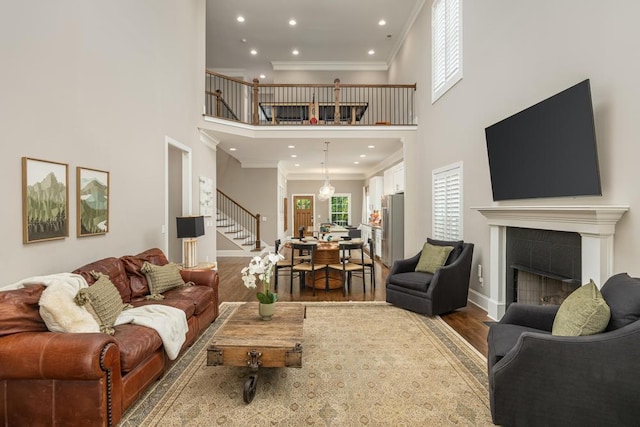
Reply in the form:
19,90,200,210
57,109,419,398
22,158,69,243
77,167,109,236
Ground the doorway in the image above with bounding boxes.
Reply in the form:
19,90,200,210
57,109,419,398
293,195,314,236
165,136,192,263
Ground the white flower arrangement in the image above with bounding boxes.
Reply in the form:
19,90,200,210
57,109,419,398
241,252,284,304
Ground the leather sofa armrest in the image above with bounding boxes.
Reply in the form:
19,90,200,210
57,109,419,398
0,332,119,380
181,269,219,289
388,252,421,276
499,302,559,331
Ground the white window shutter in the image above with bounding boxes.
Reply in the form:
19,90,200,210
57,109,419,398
432,163,463,240
432,0,463,103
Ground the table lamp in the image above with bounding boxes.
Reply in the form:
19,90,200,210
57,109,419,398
176,216,205,268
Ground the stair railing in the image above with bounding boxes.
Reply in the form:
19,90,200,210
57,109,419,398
217,189,261,251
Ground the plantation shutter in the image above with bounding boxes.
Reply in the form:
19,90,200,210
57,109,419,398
432,0,463,102
433,164,462,240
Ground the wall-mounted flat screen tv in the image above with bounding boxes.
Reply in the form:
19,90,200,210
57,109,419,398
485,79,601,201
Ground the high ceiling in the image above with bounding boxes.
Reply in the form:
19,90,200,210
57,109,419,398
204,0,424,179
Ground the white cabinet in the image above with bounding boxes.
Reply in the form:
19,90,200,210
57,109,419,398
368,176,383,212
360,224,371,247
373,227,382,258
382,162,405,195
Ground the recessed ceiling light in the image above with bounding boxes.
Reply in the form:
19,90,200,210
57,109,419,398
379,19,386,26
360,154,366,158
292,49,299,55
291,154,297,158
250,49,257,55
288,145,295,149
237,16,245,23
354,161,360,165
289,19,297,26
368,145,375,148
368,49,375,55
229,147,237,151
259,74,266,79
241,38,247,43
295,163,300,167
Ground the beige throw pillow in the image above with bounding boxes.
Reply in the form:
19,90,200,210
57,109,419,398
74,272,124,335
415,243,454,274
141,261,185,296
552,280,611,336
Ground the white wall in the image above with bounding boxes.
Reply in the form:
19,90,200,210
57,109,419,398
389,0,640,305
0,0,216,282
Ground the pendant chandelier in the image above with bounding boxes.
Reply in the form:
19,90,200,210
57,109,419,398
318,141,335,201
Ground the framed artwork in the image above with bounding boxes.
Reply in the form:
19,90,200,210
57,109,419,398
77,167,109,237
22,157,69,243
199,176,214,217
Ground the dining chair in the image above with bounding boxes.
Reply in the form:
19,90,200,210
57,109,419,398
290,242,327,296
351,238,376,290
274,239,300,291
328,241,367,295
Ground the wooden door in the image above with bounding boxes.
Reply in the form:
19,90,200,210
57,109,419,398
293,195,314,236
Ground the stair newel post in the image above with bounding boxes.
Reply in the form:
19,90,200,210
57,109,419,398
252,78,260,125
255,213,261,251
334,78,341,125
215,89,222,117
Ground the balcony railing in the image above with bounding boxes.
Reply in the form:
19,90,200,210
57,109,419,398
205,71,416,126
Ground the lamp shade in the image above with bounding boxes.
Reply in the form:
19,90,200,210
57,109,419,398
176,216,205,238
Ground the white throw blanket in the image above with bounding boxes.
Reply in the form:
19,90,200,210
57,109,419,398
2,273,188,360
115,305,187,360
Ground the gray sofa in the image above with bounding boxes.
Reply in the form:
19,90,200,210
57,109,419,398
385,238,474,316
487,272,640,426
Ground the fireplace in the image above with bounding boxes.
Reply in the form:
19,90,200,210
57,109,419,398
506,227,581,307
474,205,628,320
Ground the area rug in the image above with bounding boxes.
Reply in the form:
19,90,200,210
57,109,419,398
120,302,492,426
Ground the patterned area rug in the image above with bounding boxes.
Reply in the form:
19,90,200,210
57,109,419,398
120,302,492,426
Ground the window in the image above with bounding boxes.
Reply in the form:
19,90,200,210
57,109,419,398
330,194,350,226
432,0,463,102
432,162,462,240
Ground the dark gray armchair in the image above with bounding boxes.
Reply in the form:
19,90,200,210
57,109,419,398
385,239,474,316
487,273,640,426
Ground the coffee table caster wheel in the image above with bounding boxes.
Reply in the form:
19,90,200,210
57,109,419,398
243,375,257,403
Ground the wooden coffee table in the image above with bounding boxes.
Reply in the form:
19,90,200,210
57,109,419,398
206,302,305,403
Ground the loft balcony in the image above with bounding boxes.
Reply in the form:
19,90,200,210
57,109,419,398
204,71,417,127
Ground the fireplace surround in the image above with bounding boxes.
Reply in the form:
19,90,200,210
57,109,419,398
474,205,628,320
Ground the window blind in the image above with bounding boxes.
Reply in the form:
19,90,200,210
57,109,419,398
432,0,462,102
433,164,462,240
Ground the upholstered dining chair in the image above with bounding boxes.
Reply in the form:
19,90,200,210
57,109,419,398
290,242,327,296
328,241,367,295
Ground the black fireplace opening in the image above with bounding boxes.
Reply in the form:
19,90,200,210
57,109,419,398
506,227,581,307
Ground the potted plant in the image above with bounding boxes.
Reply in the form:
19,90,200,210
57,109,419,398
241,252,284,320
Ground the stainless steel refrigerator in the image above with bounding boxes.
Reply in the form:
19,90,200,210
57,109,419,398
381,193,404,268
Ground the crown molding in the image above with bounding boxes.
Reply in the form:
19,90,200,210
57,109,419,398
387,0,427,66
271,61,388,71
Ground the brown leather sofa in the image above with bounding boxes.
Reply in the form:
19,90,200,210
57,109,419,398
0,248,219,426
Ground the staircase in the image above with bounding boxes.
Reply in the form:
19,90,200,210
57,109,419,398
216,189,266,256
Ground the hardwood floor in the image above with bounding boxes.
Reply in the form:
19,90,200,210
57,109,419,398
216,255,491,357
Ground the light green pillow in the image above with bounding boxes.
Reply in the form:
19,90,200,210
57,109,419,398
415,243,454,274
74,272,124,335
552,280,611,336
141,261,185,296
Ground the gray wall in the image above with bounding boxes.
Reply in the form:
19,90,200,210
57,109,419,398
216,149,278,245
388,0,640,304
287,180,364,232
0,0,215,283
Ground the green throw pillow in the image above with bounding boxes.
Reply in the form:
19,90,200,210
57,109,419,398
552,280,611,336
415,243,454,274
141,261,185,296
74,272,124,335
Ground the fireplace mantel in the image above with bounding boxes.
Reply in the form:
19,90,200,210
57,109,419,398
473,205,629,320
